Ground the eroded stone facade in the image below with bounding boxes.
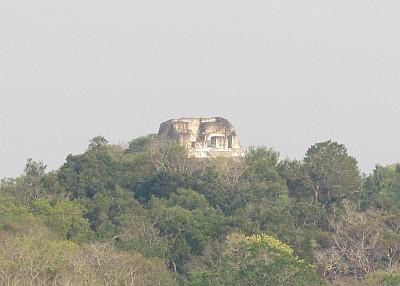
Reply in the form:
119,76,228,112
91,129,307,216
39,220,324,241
158,117,244,158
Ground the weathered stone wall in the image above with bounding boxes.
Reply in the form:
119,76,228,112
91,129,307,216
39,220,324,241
158,117,244,158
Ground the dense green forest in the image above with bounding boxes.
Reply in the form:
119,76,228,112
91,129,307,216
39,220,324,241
1,135,400,285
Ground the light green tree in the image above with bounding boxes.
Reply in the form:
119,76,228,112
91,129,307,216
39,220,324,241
189,233,325,286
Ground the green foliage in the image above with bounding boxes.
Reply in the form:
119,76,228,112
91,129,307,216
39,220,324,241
88,135,109,150
127,134,157,153
149,188,228,272
3,135,400,285
245,146,281,183
334,272,400,286
189,233,326,286
361,272,400,286
364,164,400,211
31,198,93,243
233,196,295,242
0,233,176,285
0,194,33,229
303,140,362,207
135,171,187,202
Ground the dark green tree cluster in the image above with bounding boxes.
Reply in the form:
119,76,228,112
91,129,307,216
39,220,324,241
1,135,400,285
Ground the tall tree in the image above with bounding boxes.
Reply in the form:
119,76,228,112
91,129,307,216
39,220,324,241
304,140,362,207
88,136,108,150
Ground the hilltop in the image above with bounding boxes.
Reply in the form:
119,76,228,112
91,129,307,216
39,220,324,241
1,134,400,285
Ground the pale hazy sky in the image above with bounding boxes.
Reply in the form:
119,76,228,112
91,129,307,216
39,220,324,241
1,1,400,178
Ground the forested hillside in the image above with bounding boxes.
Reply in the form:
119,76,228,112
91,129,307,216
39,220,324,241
1,135,400,285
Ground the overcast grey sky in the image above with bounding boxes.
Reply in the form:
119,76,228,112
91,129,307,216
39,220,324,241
1,0,400,178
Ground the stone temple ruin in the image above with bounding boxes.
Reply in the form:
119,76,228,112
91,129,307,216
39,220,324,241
158,117,244,158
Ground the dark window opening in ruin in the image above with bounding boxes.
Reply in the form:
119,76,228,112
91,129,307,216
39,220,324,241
228,136,233,148
191,142,196,148
210,136,217,147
